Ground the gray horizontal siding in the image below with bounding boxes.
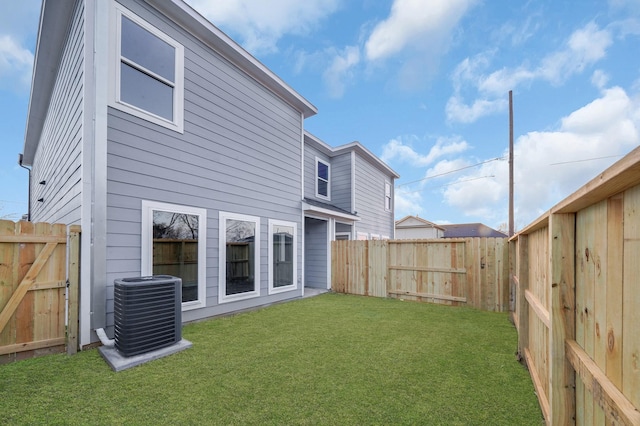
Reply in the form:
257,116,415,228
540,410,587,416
354,154,394,238
30,0,83,225
331,152,352,212
304,217,327,289
105,0,305,327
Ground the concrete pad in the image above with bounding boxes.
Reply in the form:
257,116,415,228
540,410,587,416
98,339,192,372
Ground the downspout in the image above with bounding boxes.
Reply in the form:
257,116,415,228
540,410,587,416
18,154,31,221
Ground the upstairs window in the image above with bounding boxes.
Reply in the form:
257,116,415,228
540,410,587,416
316,158,330,199
111,4,184,132
385,181,392,211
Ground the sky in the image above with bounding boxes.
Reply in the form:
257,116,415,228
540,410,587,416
1,0,639,231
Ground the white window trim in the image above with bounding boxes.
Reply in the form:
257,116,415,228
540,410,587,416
335,232,351,240
384,181,392,212
219,211,261,303
356,232,369,241
268,219,297,295
141,200,207,311
315,157,331,200
109,2,184,133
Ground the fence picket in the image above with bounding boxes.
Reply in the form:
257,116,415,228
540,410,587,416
332,238,509,312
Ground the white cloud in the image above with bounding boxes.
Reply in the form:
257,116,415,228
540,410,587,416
441,86,640,226
394,190,425,219
425,158,471,179
445,96,507,124
538,23,612,85
591,70,610,89
0,34,34,91
365,0,477,61
447,22,614,123
381,136,470,166
322,46,361,98
186,0,340,55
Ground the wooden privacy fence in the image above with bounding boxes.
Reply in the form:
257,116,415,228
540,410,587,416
512,146,640,425
0,221,80,363
332,238,509,312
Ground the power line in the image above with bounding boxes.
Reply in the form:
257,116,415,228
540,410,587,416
549,155,623,166
396,175,496,195
396,157,506,188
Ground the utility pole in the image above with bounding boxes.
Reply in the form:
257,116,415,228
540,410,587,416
509,91,514,237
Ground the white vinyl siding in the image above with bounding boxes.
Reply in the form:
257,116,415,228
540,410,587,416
110,2,184,132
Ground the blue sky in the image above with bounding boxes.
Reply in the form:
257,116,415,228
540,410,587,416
1,0,639,230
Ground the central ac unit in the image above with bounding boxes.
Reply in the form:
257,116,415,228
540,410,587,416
114,275,182,357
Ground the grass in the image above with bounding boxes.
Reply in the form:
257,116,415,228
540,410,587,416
0,293,543,425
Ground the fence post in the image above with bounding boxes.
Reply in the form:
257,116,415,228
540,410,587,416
549,213,576,425
67,225,81,355
516,234,529,362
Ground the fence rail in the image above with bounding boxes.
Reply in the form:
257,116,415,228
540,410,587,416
332,237,509,312
0,221,80,363
512,146,640,425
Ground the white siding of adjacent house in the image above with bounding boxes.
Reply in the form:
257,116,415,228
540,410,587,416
395,227,443,239
103,0,305,331
30,0,84,225
353,153,394,238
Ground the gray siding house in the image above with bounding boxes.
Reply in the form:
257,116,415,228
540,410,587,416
21,0,397,348
303,132,399,289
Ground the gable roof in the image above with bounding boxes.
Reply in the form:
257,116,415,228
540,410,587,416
440,223,508,238
23,0,318,165
304,132,399,179
395,215,445,230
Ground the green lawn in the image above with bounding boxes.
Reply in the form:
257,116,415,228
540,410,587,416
0,293,543,425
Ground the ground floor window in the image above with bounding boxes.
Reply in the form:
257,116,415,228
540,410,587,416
268,220,297,294
141,200,207,310
219,212,260,303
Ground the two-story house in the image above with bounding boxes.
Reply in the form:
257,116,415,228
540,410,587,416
303,132,399,289
21,0,397,348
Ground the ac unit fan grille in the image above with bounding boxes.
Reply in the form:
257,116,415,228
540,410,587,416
114,275,182,357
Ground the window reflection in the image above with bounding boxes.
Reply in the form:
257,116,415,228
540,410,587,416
225,219,256,295
152,211,199,302
273,225,294,287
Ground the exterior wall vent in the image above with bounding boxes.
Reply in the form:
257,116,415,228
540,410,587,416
114,275,182,357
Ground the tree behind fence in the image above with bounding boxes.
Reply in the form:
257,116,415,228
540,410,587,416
332,238,509,312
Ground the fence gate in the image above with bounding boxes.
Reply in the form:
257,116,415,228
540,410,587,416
0,221,80,363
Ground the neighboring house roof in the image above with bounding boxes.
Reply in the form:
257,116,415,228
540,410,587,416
23,0,318,165
441,223,508,238
304,132,400,179
395,215,445,230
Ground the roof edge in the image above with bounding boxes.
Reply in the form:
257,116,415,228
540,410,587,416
22,0,76,165
304,132,400,179
151,0,317,118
